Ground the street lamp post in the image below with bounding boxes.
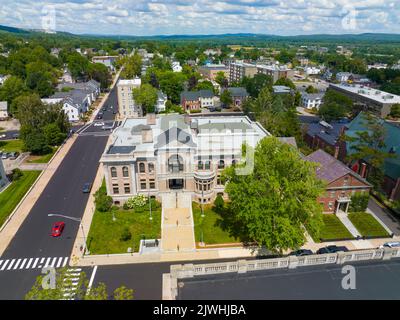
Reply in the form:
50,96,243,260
201,189,205,218
149,191,153,221
48,214,89,256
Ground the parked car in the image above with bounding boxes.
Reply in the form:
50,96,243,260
289,249,313,256
97,113,103,120
102,124,114,130
113,110,117,114
82,182,92,193
102,107,107,112
1,152,9,160
94,122,105,127
51,221,65,237
12,133,19,139
8,152,19,160
317,245,349,254
380,242,400,249
0,134,6,139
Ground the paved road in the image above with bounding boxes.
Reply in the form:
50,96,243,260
0,84,119,299
368,197,400,236
177,259,400,300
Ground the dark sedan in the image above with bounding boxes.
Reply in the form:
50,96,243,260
82,182,92,193
289,249,313,256
317,245,349,254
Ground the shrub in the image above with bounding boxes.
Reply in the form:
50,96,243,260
213,194,224,212
349,193,370,213
124,194,147,210
11,168,23,181
120,227,132,241
94,186,113,212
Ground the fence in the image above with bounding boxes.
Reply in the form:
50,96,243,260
163,247,400,300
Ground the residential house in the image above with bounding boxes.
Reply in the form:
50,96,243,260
92,56,118,71
336,72,352,82
117,78,142,118
328,83,400,118
156,91,168,113
100,113,270,205
59,68,74,84
221,87,249,108
301,92,324,110
172,61,183,73
0,159,9,193
0,101,8,120
305,149,372,213
343,112,400,201
367,63,387,70
302,120,349,160
181,90,215,112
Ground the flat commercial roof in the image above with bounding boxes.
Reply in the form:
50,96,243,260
177,259,400,300
330,83,400,104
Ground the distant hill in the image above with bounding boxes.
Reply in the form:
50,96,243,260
0,24,30,34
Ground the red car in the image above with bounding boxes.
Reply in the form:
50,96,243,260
51,222,65,237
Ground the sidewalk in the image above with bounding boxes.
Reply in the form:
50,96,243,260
336,211,361,237
0,135,77,256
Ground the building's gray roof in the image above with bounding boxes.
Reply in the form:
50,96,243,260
107,145,136,155
131,124,151,134
181,90,214,101
198,122,253,132
154,127,196,149
273,85,292,94
302,92,324,100
223,87,248,97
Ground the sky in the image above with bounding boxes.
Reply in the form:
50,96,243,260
0,0,399,36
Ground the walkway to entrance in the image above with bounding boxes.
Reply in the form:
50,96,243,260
161,192,196,252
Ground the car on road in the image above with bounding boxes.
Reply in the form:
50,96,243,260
102,107,107,112
94,122,105,127
0,134,6,139
51,221,65,237
97,113,103,120
102,124,114,130
82,182,92,193
113,110,117,114
289,249,313,256
380,242,400,249
317,245,349,254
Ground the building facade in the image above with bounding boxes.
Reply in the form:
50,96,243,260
100,114,270,205
301,92,324,109
305,150,372,213
198,64,229,81
257,64,294,83
229,62,257,84
117,78,142,118
180,90,215,112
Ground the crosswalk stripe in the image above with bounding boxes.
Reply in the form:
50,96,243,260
7,259,16,270
0,261,3,269
1,260,9,271
50,257,57,267
25,258,33,269
62,257,68,267
56,257,63,268
31,258,39,269
13,259,22,270
19,258,27,269
44,257,51,268
38,257,45,268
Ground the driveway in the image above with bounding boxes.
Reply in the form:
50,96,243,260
368,197,400,236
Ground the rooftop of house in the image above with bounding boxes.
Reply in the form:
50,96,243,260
273,85,292,94
345,112,400,180
301,92,325,100
181,90,214,101
329,83,400,104
305,149,370,186
222,87,248,97
303,120,349,146
118,78,142,87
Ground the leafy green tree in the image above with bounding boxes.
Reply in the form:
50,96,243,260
318,103,348,122
94,185,113,212
0,76,28,114
159,71,186,104
21,128,52,155
213,194,224,213
222,137,324,253
113,286,134,300
120,227,132,242
67,52,89,79
215,71,228,88
242,74,273,98
349,193,370,212
88,63,111,89
274,77,296,90
389,104,400,118
305,85,319,94
195,80,214,92
132,84,158,114
43,123,66,146
220,89,233,107
85,283,108,300
121,53,142,78
345,113,395,189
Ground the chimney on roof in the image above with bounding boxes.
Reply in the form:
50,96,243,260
146,113,156,125
141,127,153,143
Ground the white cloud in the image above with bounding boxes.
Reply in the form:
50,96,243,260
0,0,398,35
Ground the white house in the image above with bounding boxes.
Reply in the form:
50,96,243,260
0,101,8,120
336,72,352,82
172,61,182,73
305,66,321,76
0,74,10,86
302,92,324,110
156,91,167,113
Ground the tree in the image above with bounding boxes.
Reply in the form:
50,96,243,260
121,53,142,78
88,63,111,89
213,194,224,213
195,80,214,92
21,128,52,155
318,103,348,122
305,85,318,94
215,71,228,88
242,74,273,98
220,89,233,107
159,71,186,104
274,77,296,90
0,76,28,115
222,137,324,253
94,185,113,212
132,84,158,114
67,52,89,79
389,104,400,118
345,112,395,189
187,75,198,91
113,286,134,300
25,267,133,300
349,193,370,212
43,123,66,146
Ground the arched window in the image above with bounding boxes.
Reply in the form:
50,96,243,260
148,163,154,173
168,155,184,173
110,167,117,178
122,166,129,177
197,161,204,170
232,159,237,166
205,161,211,170
218,160,225,169
139,163,146,173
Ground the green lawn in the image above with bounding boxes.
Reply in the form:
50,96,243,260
310,214,354,242
0,171,41,227
348,212,390,237
27,147,57,163
0,139,24,153
192,202,239,245
87,201,162,254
